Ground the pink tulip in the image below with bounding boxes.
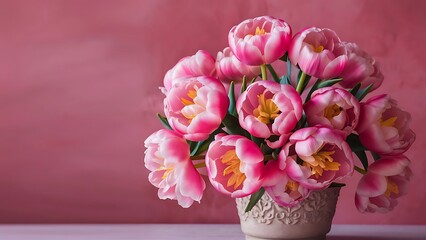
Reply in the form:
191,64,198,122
281,127,354,189
305,87,360,135
228,16,292,66
144,129,206,208
205,134,265,198
215,47,260,83
263,159,311,206
339,42,384,91
289,27,347,79
164,76,229,141
355,155,412,213
163,50,216,91
357,94,415,155
236,81,303,148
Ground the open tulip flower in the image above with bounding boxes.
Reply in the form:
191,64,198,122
144,15,415,214
144,129,206,208
355,155,412,213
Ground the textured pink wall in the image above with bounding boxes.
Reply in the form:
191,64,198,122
1,0,425,224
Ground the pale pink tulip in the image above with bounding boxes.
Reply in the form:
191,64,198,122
289,27,347,79
163,50,216,91
339,42,384,91
305,87,360,134
263,159,311,206
236,81,302,148
228,16,292,66
281,127,354,189
355,155,412,213
205,134,265,198
215,47,260,82
164,76,229,141
144,129,206,208
357,94,415,155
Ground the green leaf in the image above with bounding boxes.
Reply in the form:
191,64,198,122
355,83,373,101
371,151,381,161
346,133,366,152
349,83,362,96
156,113,172,130
329,182,346,188
227,81,237,117
317,78,343,88
222,113,247,136
245,187,265,212
354,150,369,170
266,64,280,82
279,52,288,62
190,141,203,156
280,75,291,85
305,79,321,102
240,76,247,93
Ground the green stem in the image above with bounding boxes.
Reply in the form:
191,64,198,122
193,162,206,169
191,155,206,160
354,165,367,174
261,64,267,80
296,72,307,93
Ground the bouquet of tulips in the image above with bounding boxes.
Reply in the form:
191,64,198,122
144,16,415,213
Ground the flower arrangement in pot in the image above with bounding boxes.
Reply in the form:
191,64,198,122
143,15,415,238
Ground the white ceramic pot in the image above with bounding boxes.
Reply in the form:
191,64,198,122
236,187,341,240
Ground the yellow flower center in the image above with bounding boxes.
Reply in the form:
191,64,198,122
303,150,341,178
181,89,197,106
324,104,342,119
312,45,325,53
380,116,397,127
253,94,280,124
385,178,399,197
221,150,246,189
285,180,299,192
158,165,174,180
255,26,267,35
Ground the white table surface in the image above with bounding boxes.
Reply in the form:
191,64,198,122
0,224,425,240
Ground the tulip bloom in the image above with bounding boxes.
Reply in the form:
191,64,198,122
215,47,260,82
281,127,354,189
228,16,292,66
144,129,206,208
339,42,384,91
236,81,303,148
164,76,229,141
263,159,311,207
289,27,347,79
355,155,412,213
357,94,415,155
305,87,360,134
205,134,265,198
163,50,216,91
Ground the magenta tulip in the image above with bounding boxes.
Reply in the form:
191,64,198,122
163,50,216,91
236,81,303,148
164,76,229,141
305,87,360,135
215,47,260,82
355,155,412,213
357,94,415,155
144,129,206,208
228,16,292,66
281,127,354,189
263,159,311,206
289,27,347,79
339,42,384,91
205,134,265,198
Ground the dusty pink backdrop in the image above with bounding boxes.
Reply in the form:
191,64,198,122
1,0,425,224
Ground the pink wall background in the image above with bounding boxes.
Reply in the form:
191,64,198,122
1,0,425,224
